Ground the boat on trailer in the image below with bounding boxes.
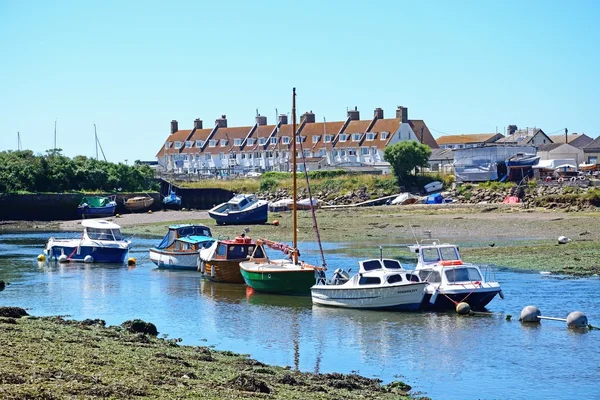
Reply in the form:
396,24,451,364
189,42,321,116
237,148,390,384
149,224,214,270
199,233,262,283
409,240,503,311
311,258,427,310
44,220,130,263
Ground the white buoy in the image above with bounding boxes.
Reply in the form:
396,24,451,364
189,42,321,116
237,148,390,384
566,311,588,328
558,236,570,244
57,254,69,263
540,271,552,275
520,306,541,323
84,255,94,263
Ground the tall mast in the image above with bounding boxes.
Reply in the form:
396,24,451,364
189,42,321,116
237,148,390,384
292,87,298,264
94,124,99,160
17,132,21,151
54,120,57,151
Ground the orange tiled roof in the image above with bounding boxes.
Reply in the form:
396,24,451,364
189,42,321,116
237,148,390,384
409,120,439,149
343,120,373,134
155,129,192,157
435,133,502,145
203,126,253,154
180,128,215,154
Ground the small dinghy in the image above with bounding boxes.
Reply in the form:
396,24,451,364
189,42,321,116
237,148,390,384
311,258,427,311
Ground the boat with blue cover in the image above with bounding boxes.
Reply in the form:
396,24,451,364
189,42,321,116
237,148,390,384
149,224,214,270
44,220,130,263
77,195,117,218
208,194,268,225
162,190,182,209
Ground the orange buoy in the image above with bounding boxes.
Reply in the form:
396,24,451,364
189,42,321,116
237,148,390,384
272,220,280,226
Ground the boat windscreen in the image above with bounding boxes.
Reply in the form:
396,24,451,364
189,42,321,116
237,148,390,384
445,267,482,283
421,248,440,263
156,230,177,249
383,259,402,269
440,247,460,261
177,226,212,238
362,260,382,271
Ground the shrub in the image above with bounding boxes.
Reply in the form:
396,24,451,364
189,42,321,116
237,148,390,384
259,177,278,192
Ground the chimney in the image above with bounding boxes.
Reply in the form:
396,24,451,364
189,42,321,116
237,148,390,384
216,115,227,128
347,106,360,121
396,106,408,123
374,107,384,119
301,111,315,124
256,114,267,126
278,114,288,125
194,118,203,129
170,119,178,134
507,125,518,136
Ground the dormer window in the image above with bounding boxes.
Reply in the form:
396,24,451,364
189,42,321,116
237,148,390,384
312,135,320,143
270,137,278,145
380,132,389,140
196,140,204,147
282,136,291,144
234,138,242,146
247,138,256,146
352,134,361,141
209,140,217,147
220,139,228,147
366,133,375,141
165,142,172,149
185,141,193,148
174,141,183,149
339,134,348,142
259,137,266,145
295,136,306,143
324,135,333,143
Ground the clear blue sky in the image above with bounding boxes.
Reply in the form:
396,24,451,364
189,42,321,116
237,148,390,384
1,0,598,163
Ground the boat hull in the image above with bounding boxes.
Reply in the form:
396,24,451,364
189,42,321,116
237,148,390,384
422,287,502,311
46,245,128,263
149,249,199,270
240,266,317,296
77,204,117,218
203,259,246,284
162,199,182,210
208,202,269,225
311,282,427,311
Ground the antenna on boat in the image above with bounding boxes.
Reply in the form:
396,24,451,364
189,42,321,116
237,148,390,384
409,223,420,245
379,246,383,261
54,120,57,151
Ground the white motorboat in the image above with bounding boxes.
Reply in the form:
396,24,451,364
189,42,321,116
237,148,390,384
409,240,503,311
311,258,427,311
149,224,214,270
208,193,269,225
44,220,130,263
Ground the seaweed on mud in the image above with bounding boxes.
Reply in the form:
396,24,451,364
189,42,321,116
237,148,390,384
312,372,383,392
227,373,271,393
0,317,17,324
0,372,26,384
121,319,158,336
278,373,300,386
0,307,28,318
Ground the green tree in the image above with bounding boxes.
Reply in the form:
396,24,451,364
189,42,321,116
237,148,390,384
383,140,432,182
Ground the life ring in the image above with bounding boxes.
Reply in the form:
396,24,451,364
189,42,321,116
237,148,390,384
570,177,577,182
544,176,552,182
579,176,586,181
557,177,565,183
440,260,464,266
268,273,271,279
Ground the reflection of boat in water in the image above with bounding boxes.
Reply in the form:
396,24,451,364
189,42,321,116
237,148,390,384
245,288,313,309
44,220,130,263
208,193,269,225
149,224,214,270
311,259,427,311
199,233,259,283
409,240,503,311
199,279,247,304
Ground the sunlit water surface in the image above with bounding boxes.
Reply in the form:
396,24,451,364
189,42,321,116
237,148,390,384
1,232,599,400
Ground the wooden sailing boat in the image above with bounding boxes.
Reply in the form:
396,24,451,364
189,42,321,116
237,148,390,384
239,88,324,296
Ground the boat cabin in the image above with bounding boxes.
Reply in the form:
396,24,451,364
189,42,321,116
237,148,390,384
409,242,463,267
334,258,421,286
82,220,124,241
155,224,213,250
222,194,258,212
215,236,264,260
409,241,484,284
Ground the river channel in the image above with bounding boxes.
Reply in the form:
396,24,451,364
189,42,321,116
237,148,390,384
0,232,598,400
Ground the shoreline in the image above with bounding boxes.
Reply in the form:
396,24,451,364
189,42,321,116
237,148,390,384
0,309,419,399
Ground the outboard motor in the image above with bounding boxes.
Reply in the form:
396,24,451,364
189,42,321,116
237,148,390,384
331,268,350,285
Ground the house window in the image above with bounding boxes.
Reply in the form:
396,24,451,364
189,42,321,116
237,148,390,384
196,140,204,147
241,153,246,159
348,149,357,156
270,137,278,145
268,151,274,158
204,153,211,160
361,147,369,155
220,139,228,147
195,154,200,161
333,150,339,157
366,133,375,141
209,140,217,147
165,142,172,149
370,147,377,155
219,152,225,160
229,153,236,159
185,141,193,148
339,134,348,142
247,138,256,146
324,135,333,143
318,149,326,157
340,150,347,156
312,135,320,143
254,152,260,158
258,137,266,145
589,156,598,164
282,136,290,144
303,150,312,157
174,141,183,149
234,138,242,146
352,133,361,141
380,132,389,140
296,136,306,143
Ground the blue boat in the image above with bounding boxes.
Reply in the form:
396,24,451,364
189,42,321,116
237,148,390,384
425,193,444,204
44,220,130,263
77,195,117,219
208,194,269,225
162,190,182,209
149,224,214,269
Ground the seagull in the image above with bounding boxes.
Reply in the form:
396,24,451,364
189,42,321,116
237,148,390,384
489,243,495,248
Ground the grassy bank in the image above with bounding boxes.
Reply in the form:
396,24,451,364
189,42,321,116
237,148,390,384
0,313,418,399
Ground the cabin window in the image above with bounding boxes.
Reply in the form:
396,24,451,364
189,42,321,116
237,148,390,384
238,198,248,208
362,260,382,271
217,244,227,257
422,248,440,263
407,274,420,282
174,241,181,251
228,245,248,259
359,276,381,285
387,274,403,284
383,260,402,269
440,247,460,261
194,226,211,237
420,270,441,283
87,228,116,241
445,268,481,282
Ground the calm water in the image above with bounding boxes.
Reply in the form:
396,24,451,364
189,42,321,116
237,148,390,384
1,232,599,400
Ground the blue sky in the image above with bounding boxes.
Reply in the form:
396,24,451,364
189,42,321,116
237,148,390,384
1,0,598,163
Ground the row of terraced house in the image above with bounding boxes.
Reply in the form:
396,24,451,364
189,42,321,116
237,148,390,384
155,106,439,174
